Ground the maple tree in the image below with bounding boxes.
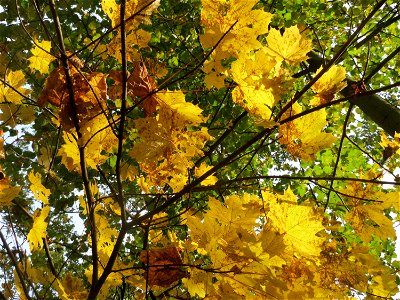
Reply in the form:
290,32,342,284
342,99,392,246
0,0,400,299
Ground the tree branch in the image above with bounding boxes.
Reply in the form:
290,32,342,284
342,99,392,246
48,0,99,285
0,230,31,300
277,0,386,120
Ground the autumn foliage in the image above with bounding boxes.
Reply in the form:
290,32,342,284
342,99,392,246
0,0,400,299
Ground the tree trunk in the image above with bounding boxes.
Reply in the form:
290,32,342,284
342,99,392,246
294,52,400,136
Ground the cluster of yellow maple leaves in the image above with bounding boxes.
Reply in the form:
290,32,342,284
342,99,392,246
0,0,400,298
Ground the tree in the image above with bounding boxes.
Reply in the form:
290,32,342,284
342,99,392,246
0,0,399,298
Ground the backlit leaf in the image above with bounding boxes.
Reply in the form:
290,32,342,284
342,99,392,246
264,188,325,256
28,171,50,204
28,39,55,74
279,102,337,160
0,70,30,104
311,65,347,104
266,26,312,65
27,206,50,251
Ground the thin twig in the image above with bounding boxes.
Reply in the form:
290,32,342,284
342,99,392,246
324,104,354,211
276,0,387,120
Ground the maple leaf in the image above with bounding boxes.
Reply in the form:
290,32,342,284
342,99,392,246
263,188,325,256
380,131,400,161
184,194,264,267
58,273,88,299
28,171,50,204
346,203,396,243
200,0,272,87
27,206,50,251
229,51,280,124
0,186,21,207
130,91,212,192
158,91,207,127
0,70,30,104
139,247,185,287
101,0,159,28
109,62,157,115
101,0,158,65
58,114,117,172
182,268,208,298
232,85,276,122
120,162,138,181
266,26,312,65
279,102,337,160
37,67,65,107
311,65,347,104
59,72,108,132
107,29,152,63
28,38,55,74
95,208,118,258
194,162,218,186
369,272,399,297
201,0,272,52
38,64,108,131
0,104,35,127
342,176,400,243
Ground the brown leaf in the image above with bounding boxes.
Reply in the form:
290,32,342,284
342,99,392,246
139,246,186,287
38,64,108,131
128,62,158,116
37,67,65,107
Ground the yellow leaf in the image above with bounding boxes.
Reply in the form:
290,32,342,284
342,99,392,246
59,273,88,299
107,29,151,63
120,162,137,181
0,70,30,104
263,188,325,256
369,272,399,297
229,51,286,125
232,85,275,121
380,131,400,160
201,0,271,53
28,171,50,204
0,186,21,207
101,0,159,28
158,91,206,127
101,0,118,26
0,129,3,159
182,268,208,298
58,132,80,172
342,177,400,243
279,103,337,160
95,208,118,258
266,26,312,65
13,269,28,300
184,194,264,266
38,146,52,169
130,92,212,191
27,206,50,251
168,173,187,193
346,204,396,243
58,114,117,172
194,162,218,186
0,104,35,127
311,65,347,104
28,39,55,74
79,195,88,216
200,0,272,88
